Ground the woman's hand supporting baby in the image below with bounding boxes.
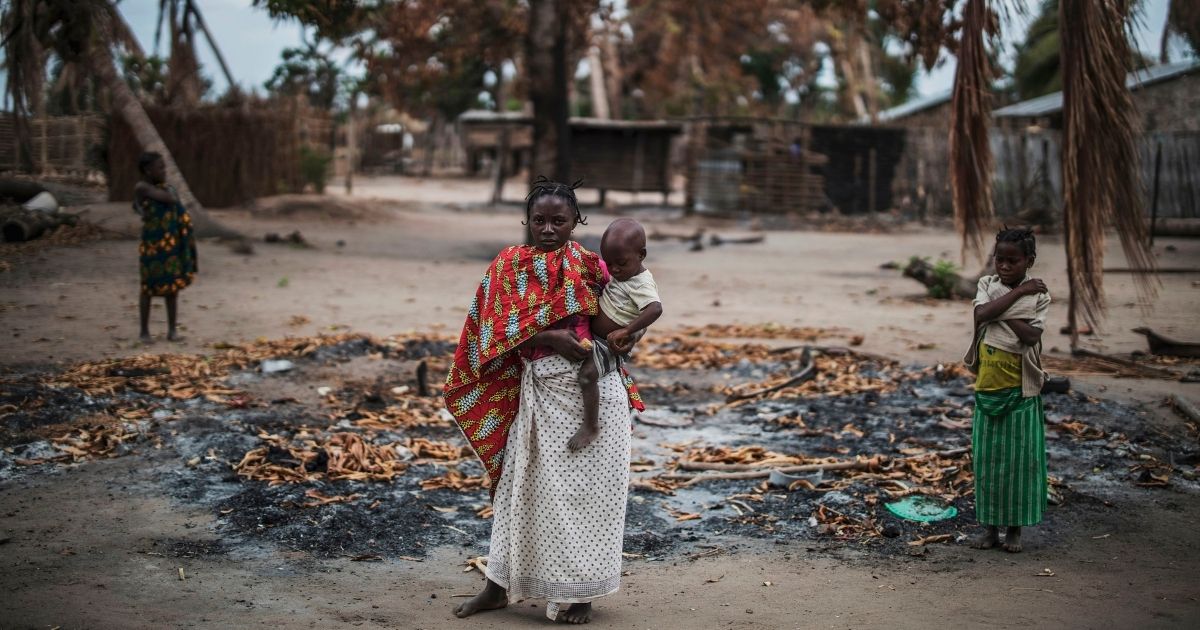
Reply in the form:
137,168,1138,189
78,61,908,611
525,329,589,362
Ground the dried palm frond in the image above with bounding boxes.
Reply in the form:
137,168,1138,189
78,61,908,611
1060,0,1156,334
949,0,996,260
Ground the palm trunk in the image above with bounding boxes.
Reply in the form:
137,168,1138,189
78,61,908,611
91,13,239,239
185,0,236,92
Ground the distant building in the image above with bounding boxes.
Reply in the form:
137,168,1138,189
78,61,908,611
871,90,955,219
875,60,1199,222
992,59,1200,221
870,90,952,128
457,111,681,202
993,59,1200,132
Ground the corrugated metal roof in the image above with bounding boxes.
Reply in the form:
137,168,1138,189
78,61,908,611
459,109,532,123
459,110,680,130
994,59,1200,118
870,89,953,123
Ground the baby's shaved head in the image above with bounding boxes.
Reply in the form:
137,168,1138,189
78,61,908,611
599,218,648,281
601,218,646,251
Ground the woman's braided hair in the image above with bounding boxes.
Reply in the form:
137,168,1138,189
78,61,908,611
524,175,587,225
995,226,1036,257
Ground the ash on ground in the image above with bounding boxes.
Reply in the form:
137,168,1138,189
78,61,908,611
2,334,1196,565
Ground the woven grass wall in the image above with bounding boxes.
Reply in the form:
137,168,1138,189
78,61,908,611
108,104,331,208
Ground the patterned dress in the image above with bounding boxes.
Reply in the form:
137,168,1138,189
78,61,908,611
137,187,197,296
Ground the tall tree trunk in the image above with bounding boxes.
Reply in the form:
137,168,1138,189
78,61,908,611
587,46,610,119
526,0,571,182
829,28,868,120
91,13,239,239
185,0,236,92
600,19,623,119
855,30,880,120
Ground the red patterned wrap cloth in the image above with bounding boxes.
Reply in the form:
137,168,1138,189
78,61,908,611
443,241,644,491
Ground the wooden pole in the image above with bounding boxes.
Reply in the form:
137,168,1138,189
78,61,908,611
491,126,510,205
1065,206,1079,349
868,147,877,214
344,91,357,195
1150,141,1162,245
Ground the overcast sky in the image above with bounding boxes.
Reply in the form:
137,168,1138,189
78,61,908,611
2,0,1190,107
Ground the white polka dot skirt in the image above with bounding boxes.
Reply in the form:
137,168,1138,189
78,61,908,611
483,354,632,615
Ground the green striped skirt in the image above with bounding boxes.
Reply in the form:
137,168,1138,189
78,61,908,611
972,388,1047,527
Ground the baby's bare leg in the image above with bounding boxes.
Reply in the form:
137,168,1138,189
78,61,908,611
569,359,600,452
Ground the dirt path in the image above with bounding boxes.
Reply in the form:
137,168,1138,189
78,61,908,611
3,177,1197,395
2,454,1197,629
2,176,1199,629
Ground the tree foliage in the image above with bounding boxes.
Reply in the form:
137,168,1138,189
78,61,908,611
264,45,342,109
1012,0,1061,99
360,0,528,120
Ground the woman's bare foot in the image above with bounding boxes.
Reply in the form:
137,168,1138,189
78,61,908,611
971,526,1000,549
453,579,507,618
1003,526,1022,553
567,423,599,451
559,602,592,624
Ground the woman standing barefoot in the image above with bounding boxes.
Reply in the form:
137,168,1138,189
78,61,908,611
444,178,644,624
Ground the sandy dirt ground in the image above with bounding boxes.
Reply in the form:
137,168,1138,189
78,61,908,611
3,176,1197,396
1,175,1198,629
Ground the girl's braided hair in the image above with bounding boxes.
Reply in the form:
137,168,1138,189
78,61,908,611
138,151,163,175
995,226,1036,258
524,175,587,225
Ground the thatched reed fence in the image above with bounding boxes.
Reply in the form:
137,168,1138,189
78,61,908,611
108,104,332,208
0,114,106,180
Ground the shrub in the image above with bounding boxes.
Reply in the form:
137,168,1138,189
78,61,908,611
299,146,332,194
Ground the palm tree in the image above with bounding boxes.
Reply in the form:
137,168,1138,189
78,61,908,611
2,0,238,238
934,0,1152,344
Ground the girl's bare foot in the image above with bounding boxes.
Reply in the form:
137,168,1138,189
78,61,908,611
167,330,185,343
139,333,154,345
971,526,1000,549
559,602,592,624
1003,526,1022,553
567,423,599,451
453,579,507,618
